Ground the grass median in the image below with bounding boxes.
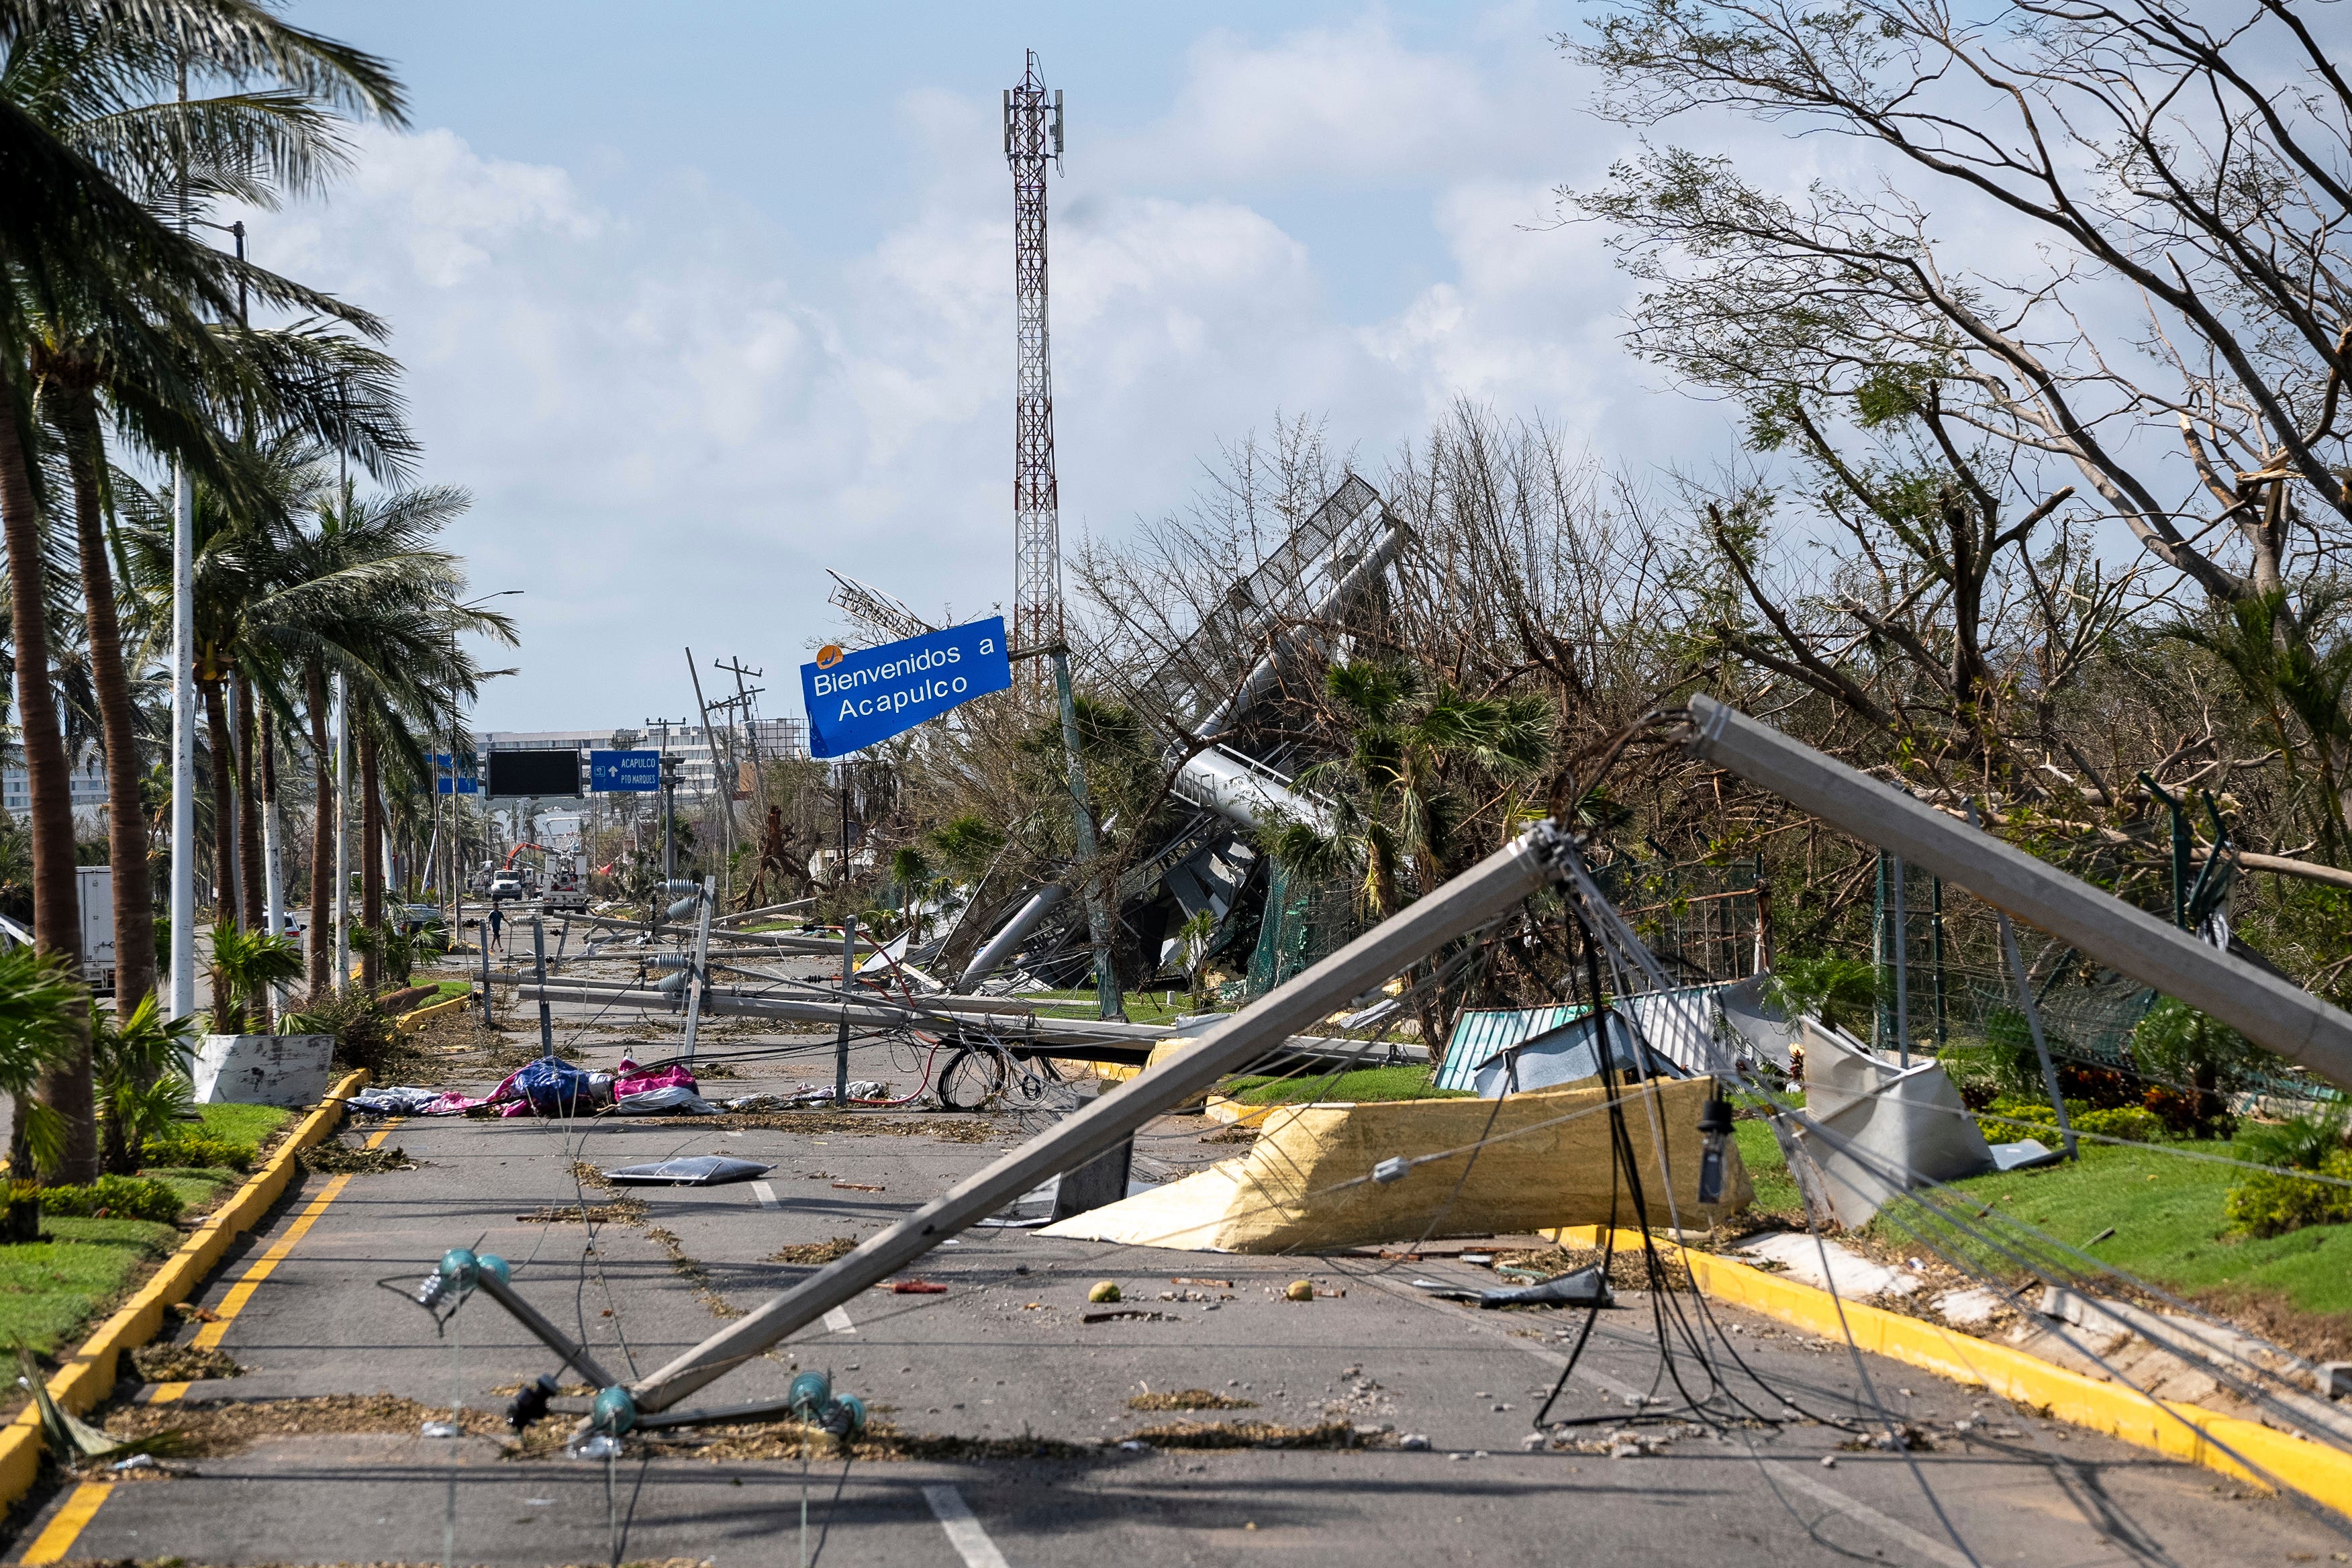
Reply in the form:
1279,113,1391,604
1732,1110,2352,1346
0,1102,297,1375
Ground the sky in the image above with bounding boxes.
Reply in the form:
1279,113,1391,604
256,2,1755,734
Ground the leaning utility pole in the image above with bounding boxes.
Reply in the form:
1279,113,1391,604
1005,50,1065,683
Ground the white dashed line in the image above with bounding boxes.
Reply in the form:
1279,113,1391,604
1763,1462,1977,1568
751,1181,779,1209
924,1484,1010,1568
822,1304,855,1335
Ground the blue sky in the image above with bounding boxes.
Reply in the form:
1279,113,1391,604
266,3,1750,732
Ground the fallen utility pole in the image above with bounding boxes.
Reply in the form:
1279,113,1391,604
511,975,1431,1066
1679,693,2352,1092
552,822,1573,1414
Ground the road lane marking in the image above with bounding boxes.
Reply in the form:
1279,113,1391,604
752,1181,779,1209
1398,1273,1980,1568
822,1304,855,1334
19,1482,112,1565
149,1123,397,1404
1763,1462,1977,1568
923,1484,1010,1568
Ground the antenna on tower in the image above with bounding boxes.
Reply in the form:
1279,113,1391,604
825,569,937,646
1006,49,1065,684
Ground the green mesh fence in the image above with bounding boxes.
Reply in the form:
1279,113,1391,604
1242,859,1361,998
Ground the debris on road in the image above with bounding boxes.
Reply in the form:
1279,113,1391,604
605,1155,773,1187
516,1196,650,1224
889,1279,947,1294
1285,1279,1315,1302
299,1140,415,1174
1410,1265,1612,1310
768,1237,859,1265
1129,1389,1257,1411
130,1344,240,1383
1088,1279,1122,1303
726,1083,889,1111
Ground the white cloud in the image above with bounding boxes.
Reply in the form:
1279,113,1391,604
247,14,1738,730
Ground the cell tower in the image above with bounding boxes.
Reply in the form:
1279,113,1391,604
1005,50,1065,671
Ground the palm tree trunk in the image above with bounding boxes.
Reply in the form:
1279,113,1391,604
359,723,382,994
305,665,334,996
234,674,264,933
0,383,96,1182
46,389,157,1012
203,681,239,928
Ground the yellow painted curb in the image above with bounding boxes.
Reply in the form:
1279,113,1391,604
396,993,469,1033
1551,1226,2352,1512
0,1069,369,1513
1203,1093,1280,1129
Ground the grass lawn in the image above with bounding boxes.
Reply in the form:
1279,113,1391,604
0,1216,183,1357
1222,1064,1473,1106
1027,989,1206,1026
138,1166,244,1214
1730,1115,2352,1324
1734,1118,1806,1214
430,979,472,999
191,1102,291,1159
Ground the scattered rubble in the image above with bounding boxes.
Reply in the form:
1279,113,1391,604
299,1142,415,1175
130,1344,240,1383
514,1197,649,1225
101,1395,507,1456
1129,1389,1257,1411
1122,1419,1386,1450
768,1237,860,1265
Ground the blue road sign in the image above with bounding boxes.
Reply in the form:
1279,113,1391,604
802,616,1012,758
432,752,479,795
590,749,662,793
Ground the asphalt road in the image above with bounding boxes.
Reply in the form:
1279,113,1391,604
10,976,2350,1566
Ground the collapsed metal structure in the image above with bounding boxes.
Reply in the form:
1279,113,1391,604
944,471,1404,998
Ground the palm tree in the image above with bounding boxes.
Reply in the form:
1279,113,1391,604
11,11,409,1001
0,0,403,1177
89,991,193,1175
117,446,506,1003
289,478,512,991
1269,660,1555,915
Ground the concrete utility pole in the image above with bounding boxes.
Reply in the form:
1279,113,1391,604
333,674,350,989
598,824,1573,1414
168,465,196,1020
1054,648,1122,1021
716,656,767,819
1679,693,2352,1092
167,59,197,1019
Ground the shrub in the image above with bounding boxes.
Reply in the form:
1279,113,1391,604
278,986,395,1075
38,1174,185,1224
1975,1093,2087,1144
1762,953,1877,1038
2225,1148,2352,1238
140,1133,251,1172
2071,1106,2168,1145
2239,1108,2351,1172
2132,998,2263,1135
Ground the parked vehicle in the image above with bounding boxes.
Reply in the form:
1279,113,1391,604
77,865,114,993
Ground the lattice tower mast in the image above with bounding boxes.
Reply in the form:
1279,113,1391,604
1005,51,1065,671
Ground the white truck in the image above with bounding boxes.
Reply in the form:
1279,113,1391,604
77,865,113,992
542,852,589,912
0,865,116,992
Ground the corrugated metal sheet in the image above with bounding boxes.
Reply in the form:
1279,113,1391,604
1436,1006,1584,1092
1437,985,1728,1092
